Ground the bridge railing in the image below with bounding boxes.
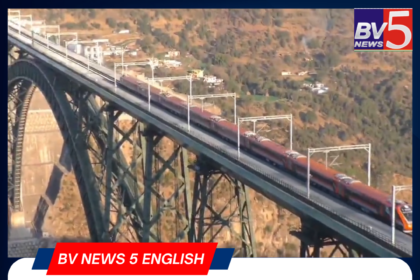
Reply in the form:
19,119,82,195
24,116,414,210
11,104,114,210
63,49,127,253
8,23,411,256
8,20,117,81
173,125,411,256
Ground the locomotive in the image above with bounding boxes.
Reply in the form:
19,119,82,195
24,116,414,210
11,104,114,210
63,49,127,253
120,75,413,233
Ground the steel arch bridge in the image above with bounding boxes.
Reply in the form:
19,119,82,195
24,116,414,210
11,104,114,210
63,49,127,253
9,30,412,258
8,49,256,256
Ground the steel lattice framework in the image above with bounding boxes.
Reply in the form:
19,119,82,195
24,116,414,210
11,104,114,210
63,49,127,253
290,219,373,257
7,43,257,257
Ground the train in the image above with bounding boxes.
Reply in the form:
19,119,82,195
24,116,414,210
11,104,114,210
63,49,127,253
121,75,412,233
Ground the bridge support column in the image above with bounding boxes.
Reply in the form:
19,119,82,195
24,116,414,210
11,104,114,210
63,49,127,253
141,126,193,243
189,156,257,257
87,101,193,242
291,220,365,257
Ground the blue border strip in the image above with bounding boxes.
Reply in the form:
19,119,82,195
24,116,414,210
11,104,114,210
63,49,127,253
209,248,234,269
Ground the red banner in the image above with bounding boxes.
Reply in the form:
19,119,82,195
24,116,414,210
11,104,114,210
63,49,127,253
47,243,218,275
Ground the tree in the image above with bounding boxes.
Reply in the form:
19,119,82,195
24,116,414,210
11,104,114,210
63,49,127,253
307,38,320,49
283,55,293,65
262,11,271,25
338,130,348,141
123,22,130,29
326,51,341,67
318,127,326,138
138,37,153,53
300,111,317,124
275,30,290,41
91,22,101,29
138,18,151,35
273,18,282,27
105,17,116,28
88,9,96,19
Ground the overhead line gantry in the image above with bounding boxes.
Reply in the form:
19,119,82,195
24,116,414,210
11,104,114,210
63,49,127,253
187,93,237,132
306,144,371,198
391,185,412,244
237,114,293,158
46,32,78,49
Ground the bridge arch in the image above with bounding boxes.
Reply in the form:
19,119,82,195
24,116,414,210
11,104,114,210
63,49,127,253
8,58,107,241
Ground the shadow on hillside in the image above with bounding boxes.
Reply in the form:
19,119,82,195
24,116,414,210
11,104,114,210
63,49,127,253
32,144,72,237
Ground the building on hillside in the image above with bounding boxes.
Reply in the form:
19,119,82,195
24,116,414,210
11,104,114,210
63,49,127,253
118,29,130,34
84,45,104,65
32,20,46,25
92,39,109,44
102,49,113,56
281,71,292,76
203,75,217,83
31,27,42,35
25,20,45,31
164,49,180,58
111,46,126,55
302,82,329,94
203,75,224,88
162,60,182,68
297,71,308,76
67,43,83,55
188,69,204,79
314,88,328,94
149,58,159,67
128,51,138,57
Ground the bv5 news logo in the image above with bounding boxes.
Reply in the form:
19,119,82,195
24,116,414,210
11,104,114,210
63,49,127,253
354,8,412,51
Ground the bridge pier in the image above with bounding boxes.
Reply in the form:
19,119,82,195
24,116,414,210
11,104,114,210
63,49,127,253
83,102,194,243
291,220,365,257
189,156,257,257
72,95,258,249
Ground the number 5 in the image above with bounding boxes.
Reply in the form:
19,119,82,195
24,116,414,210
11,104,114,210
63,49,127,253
387,11,412,50
130,253,138,264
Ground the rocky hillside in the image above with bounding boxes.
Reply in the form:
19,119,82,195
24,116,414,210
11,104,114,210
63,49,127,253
27,9,412,181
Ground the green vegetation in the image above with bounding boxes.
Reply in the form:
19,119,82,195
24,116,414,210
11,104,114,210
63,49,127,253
36,9,412,191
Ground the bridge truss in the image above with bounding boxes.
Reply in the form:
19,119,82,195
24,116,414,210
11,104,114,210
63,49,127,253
290,219,373,257
7,43,256,257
